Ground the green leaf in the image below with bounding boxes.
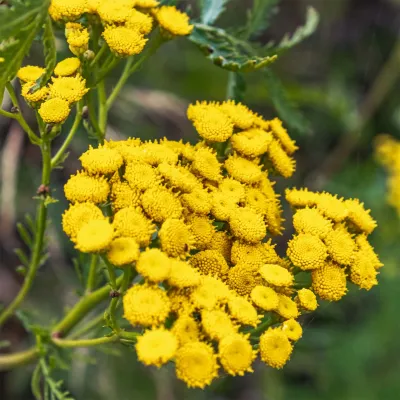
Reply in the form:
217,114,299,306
264,69,310,134
31,363,43,400
200,0,229,25
0,0,50,92
14,248,29,267
189,24,277,72
245,0,279,39
226,72,246,102
17,222,33,247
268,7,319,53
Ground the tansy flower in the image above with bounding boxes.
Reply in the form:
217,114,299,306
287,233,328,270
65,23,89,55
126,9,153,34
172,314,200,346
107,237,140,266
39,98,70,123
231,240,281,267
136,248,171,282
103,26,147,57
175,342,219,389
259,328,293,369
293,207,333,239
219,100,255,130
155,6,194,37
314,192,348,222
229,207,266,243
49,75,89,104
265,198,284,236
259,264,294,287
75,219,114,253
355,235,383,269
192,147,222,182
230,128,272,158
324,227,356,266
168,260,201,288
218,334,256,376
113,207,155,247
225,155,263,184
21,82,49,103
227,264,263,296
97,0,134,23
110,181,141,211
17,66,44,82
181,189,212,215
189,250,229,278
205,231,232,261
135,0,159,7
227,296,260,327
295,288,318,311
124,161,160,191
257,174,278,200
285,187,318,208
251,286,279,311
201,309,237,341
169,290,193,315
312,262,347,301
282,319,302,341
49,0,87,21
80,146,123,175
344,198,377,234
245,188,269,215
218,178,246,203
269,118,298,155
158,162,200,193
276,294,299,319
86,0,101,13
54,58,81,76
123,284,170,327
64,172,110,204
140,142,179,165
187,215,215,250
62,202,105,241
211,191,237,221
159,218,194,258
136,328,178,367
349,253,378,290
266,139,296,178
191,276,231,310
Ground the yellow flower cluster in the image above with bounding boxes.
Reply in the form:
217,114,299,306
375,135,400,215
61,101,382,389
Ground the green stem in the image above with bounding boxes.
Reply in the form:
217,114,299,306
0,348,38,371
248,315,275,337
69,313,105,339
85,90,103,139
97,79,107,138
52,274,124,337
90,45,108,68
0,139,51,327
101,256,117,290
85,254,99,294
53,335,119,348
50,103,82,169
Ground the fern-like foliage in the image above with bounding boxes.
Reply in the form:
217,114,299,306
200,0,230,25
245,0,280,39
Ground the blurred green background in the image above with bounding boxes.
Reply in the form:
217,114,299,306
1,0,400,399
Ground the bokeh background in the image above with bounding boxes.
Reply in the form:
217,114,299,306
1,0,400,399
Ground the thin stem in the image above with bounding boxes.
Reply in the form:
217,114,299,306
85,254,99,294
101,256,117,290
97,79,107,138
248,316,275,337
53,335,119,348
85,90,103,139
6,82,19,107
90,45,108,68
69,313,105,339
50,103,83,169
0,348,38,371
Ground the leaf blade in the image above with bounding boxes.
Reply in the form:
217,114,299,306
200,0,229,25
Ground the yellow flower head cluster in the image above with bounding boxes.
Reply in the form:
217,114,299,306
62,101,382,389
375,135,400,215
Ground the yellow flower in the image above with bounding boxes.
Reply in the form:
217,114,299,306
265,197,284,236
227,264,263,296
97,0,134,23
282,319,302,341
123,284,171,327
219,334,256,376
229,207,266,243
136,248,171,282
49,0,87,21
295,288,318,311
21,82,49,103
49,75,89,104
110,181,141,211
219,100,255,130
112,207,155,247
287,233,328,270
231,240,281,267
187,215,215,250
227,296,260,327
225,155,263,184
168,260,201,288
124,161,160,191
75,219,114,253
135,0,159,7
181,189,212,215
54,58,81,76
211,191,237,221
312,262,347,301
169,290,193,315
355,234,383,269
293,207,333,239
269,118,298,155
218,178,246,203
136,328,178,367
86,0,101,13
349,252,378,290
251,285,279,311
140,142,179,165
259,328,293,369
324,227,356,266
62,202,105,241
276,294,299,319
285,187,318,208
230,128,272,158
245,188,270,216
314,192,348,222
257,174,278,200
172,314,200,346
267,139,296,178
80,146,123,175
155,6,194,36
201,309,237,341
192,147,222,182
141,186,182,222
103,26,147,57
175,342,219,389
259,264,293,287
205,231,232,261
65,23,89,54
189,250,229,278
64,172,110,204
159,218,194,258
39,98,70,123
158,162,200,193
17,66,44,82
126,9,153,34
107,237,140,266
344,198,377,234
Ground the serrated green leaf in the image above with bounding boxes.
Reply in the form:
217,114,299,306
245,0,279,39
17,222,33,247
0,0,50,92
264,69,310,134
190,24,277,72
14,248,29,266
44,195,59,207
200,0,229,25
16,265,27,276
25,213,36,235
